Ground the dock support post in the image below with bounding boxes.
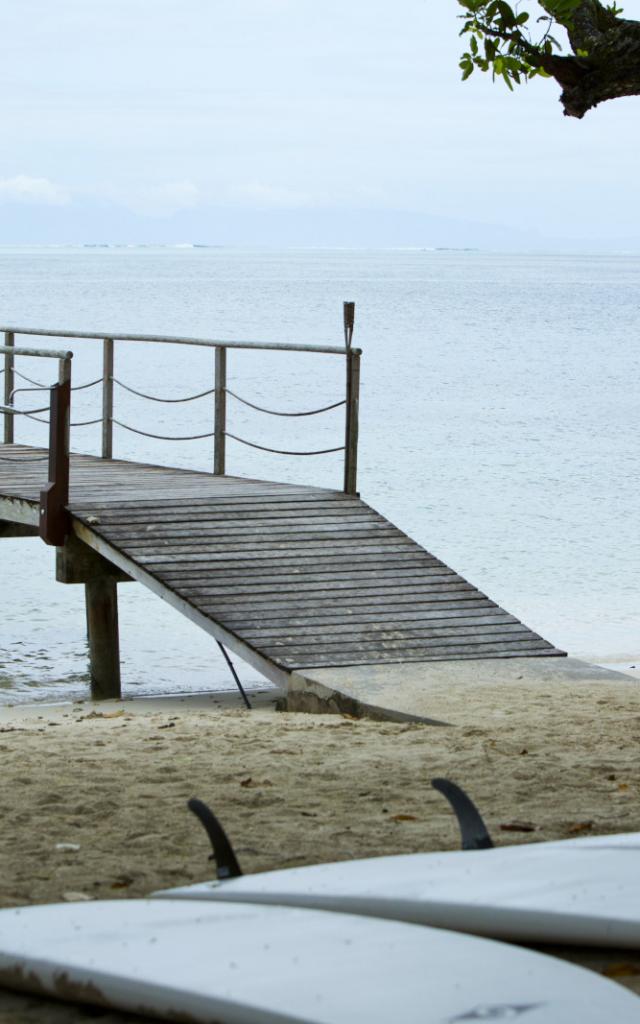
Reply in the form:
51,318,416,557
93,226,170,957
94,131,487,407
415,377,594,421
85,576,121,700
102,338,114,459
214,346,226,475
57,533,130,701
3,330,14,444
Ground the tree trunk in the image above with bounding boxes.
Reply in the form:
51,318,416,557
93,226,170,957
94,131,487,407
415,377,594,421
540,1,640,117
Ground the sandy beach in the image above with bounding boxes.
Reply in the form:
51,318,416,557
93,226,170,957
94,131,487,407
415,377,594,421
1,667,640,1020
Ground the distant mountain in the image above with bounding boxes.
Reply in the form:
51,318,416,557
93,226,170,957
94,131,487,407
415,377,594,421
0,199,638,252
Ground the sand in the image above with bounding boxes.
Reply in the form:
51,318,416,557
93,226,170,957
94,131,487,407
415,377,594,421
1,670,640,1021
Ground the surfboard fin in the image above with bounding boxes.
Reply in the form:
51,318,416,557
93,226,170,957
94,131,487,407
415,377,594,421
187,798,243,879
431,778,494,851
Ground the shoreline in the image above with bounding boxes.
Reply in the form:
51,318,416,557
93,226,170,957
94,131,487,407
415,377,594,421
1,660,638,713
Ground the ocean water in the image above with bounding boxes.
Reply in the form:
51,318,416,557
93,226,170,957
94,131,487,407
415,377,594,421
0,246,638,703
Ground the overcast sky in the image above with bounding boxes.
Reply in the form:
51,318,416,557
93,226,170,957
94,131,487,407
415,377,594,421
1,0,639,247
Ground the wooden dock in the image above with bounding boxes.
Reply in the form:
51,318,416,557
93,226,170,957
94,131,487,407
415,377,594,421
0,312,564,702
0,445,564,695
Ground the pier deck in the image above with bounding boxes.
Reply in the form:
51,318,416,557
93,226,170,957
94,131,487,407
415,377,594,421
0,444,563,689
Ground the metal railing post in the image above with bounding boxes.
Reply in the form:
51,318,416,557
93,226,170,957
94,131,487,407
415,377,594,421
3,330,14,443
102,338,114,459
214,345,227,475
39,354,72,546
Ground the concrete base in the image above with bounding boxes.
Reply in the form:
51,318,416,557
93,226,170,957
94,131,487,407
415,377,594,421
286,657,639,726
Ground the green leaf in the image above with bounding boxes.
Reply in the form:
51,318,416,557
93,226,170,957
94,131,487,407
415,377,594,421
458,0,569,92
496,1,516,26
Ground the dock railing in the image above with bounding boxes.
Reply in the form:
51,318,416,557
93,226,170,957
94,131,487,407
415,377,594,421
0,343,73,545
1,302,361,494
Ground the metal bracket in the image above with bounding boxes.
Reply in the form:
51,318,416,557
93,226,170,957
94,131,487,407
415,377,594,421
431,777,494,850
216,640,251,709
343,301,355,350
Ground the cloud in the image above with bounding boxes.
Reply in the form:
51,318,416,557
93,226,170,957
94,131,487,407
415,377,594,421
124,180,200,217
0,175,70,205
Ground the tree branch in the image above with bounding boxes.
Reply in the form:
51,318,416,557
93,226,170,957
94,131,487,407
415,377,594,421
460,0,640,117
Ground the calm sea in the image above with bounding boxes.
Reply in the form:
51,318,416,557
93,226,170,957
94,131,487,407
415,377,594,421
0,246,638,703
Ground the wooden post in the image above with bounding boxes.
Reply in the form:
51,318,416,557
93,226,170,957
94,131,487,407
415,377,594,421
57,533,127,700
39,358,71,546
342,302,359,495
85,576,121,700
3,331,14,444
102,338,114,459
343,349,360,494
214,346,226,475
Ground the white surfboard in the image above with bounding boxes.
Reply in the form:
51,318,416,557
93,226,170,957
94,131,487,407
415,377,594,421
156,830,640,949
0,899,638,1023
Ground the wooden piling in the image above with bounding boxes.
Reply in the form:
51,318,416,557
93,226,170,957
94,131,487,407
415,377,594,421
85,576,122,700
57,533,128,701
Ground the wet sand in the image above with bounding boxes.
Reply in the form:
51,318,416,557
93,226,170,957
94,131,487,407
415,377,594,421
1,670,640,1020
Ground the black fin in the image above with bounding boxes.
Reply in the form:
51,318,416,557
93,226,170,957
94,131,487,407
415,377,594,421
431,778,494,850
187,798,243,879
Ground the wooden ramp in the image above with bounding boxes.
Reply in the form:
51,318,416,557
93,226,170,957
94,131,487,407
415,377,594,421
0,444,564,688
